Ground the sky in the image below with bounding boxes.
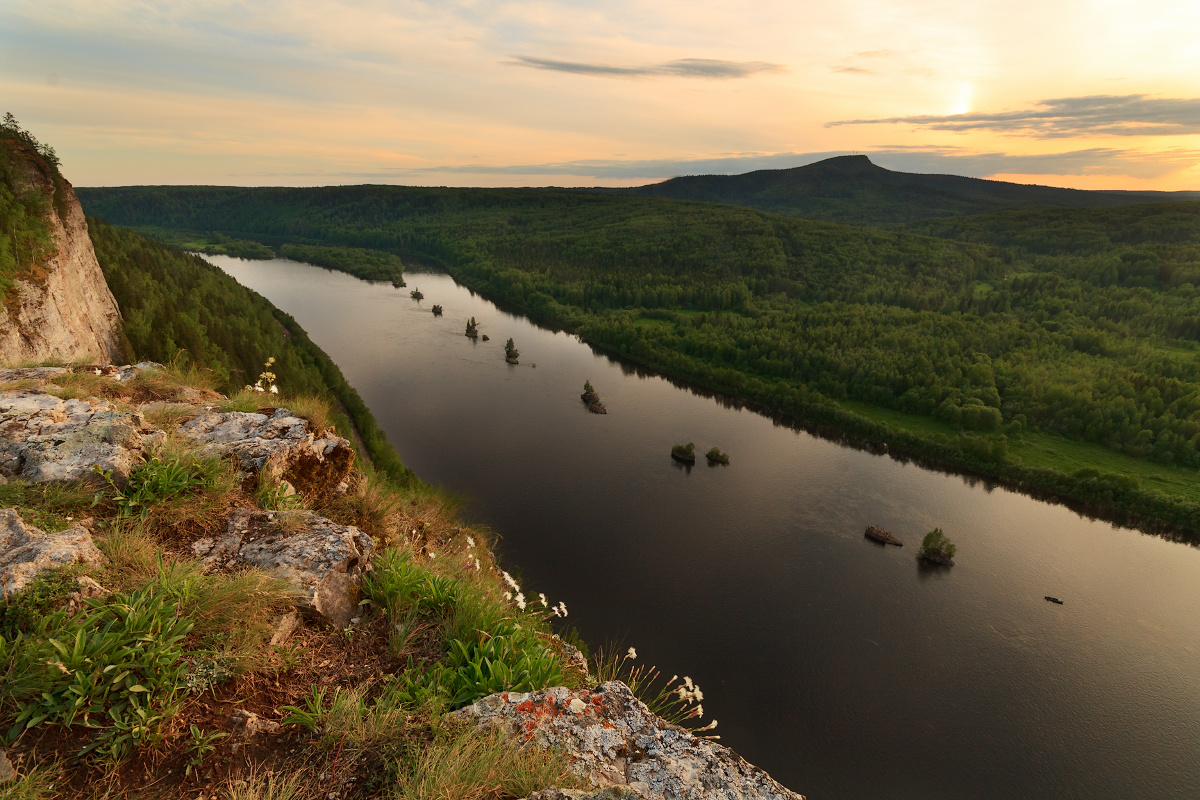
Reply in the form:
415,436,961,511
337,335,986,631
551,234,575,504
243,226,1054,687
2,0,1199,190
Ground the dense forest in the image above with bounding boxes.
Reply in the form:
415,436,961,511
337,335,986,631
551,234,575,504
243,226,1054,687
88,219,415,488
78,184,1200,534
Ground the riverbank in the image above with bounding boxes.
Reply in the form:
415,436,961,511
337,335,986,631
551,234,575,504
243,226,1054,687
0,363,758,799
427,267,1200,543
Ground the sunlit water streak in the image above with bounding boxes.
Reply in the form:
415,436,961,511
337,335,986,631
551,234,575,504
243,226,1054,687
205,254,1200,800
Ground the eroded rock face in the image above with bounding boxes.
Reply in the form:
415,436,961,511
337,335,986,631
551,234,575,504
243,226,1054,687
0,140,122,366
192,508,374,627
177,408,354,497
455,682,804,800
0,390,161,485
0,508,103,598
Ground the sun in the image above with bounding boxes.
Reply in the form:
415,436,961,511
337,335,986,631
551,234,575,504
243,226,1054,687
949,82,973,115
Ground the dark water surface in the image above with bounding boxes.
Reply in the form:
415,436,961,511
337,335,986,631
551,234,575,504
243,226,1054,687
206,255,1200,800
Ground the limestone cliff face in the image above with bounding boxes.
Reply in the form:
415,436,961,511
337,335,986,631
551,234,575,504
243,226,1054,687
0,142,122,366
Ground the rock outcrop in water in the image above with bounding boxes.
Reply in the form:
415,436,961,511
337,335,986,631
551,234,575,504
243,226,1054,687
0,140,122,366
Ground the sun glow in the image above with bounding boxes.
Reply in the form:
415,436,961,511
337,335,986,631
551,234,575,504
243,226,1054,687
949,82,973,115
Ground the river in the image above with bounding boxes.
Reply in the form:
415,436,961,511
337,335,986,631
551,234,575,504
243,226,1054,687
204,254,1200,800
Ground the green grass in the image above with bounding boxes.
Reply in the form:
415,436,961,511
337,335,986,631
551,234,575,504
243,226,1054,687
839,398,1200,502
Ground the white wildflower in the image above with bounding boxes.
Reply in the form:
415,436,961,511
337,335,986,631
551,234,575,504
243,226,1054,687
694,704,703,718
503,591,512,601
539,592,548,607
567,698,586,714
683,676,694,690
693,687,703,702
466,536,475,548
515,592,527,611
270,385,278,394
698,720,718,731
626,647,637,660
502,571,520,591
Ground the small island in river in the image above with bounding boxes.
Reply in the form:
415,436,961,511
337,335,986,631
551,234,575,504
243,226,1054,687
706,446,730,465
671,442,697,465
504,337,520,364
410,287,423,300
917,527,957,566
431,304,443,316
581,380,607,414
465,317,479,338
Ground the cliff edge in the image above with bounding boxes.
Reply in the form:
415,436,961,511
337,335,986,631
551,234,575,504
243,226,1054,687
0,139,122,366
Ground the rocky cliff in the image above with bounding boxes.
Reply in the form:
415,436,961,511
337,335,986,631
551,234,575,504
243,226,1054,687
0,140,122,366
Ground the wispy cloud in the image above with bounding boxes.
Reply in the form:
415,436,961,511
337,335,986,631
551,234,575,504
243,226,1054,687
830,94,1200,137
833,66,873,75
509,56,784,79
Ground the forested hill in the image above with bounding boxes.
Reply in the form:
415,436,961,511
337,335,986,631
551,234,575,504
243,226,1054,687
620,155,1200,226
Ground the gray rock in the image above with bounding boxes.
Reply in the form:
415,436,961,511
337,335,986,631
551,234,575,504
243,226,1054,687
0,367,69,385
177,408,354,497
0,390,161,486
455,682,804,800
229,709,280,738
0,747,13,783
192,509,374,627
269,611,303,646
0,508,103,598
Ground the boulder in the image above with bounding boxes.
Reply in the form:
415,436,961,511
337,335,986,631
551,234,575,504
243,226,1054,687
192,508,374,627
0,509,103,598
0,390,162,486
455,681,804,800
177,408,354,497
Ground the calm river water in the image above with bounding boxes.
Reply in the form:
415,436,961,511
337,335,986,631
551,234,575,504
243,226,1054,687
205,255,1200,800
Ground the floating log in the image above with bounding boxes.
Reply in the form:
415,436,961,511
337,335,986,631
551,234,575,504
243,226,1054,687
864,525,903,546
1045,596,1064,605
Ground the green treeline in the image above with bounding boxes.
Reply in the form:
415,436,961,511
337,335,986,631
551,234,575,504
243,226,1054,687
89,219,414,487
279,242,405,281
77,185,1200,534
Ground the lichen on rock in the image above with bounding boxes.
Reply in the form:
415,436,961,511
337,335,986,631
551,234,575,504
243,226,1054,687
455,681,805,800
0,508,103,598
177,407,354,497
192,508,374,627
0,390,161,486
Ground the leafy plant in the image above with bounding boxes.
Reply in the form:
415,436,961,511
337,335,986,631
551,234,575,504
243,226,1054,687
6,586,194,760
446,625,565,708
185,725,229,776
279,685,328,732
94,455,225,519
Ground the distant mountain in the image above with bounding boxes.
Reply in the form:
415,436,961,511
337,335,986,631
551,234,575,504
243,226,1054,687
622,155,1200,226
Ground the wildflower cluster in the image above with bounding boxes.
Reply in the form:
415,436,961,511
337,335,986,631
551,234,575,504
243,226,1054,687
599,646,718,735
246,357,278,394
499,570,568,618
